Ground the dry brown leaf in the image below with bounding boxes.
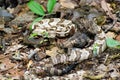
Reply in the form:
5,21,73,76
46,47,59,57
101,0,113,12
27,60,33,70
46,47,64,57
115,34,120,41
106,31,116,38
0,54,24,77
5,44,23,52
59,0,77,9
100,0,116,20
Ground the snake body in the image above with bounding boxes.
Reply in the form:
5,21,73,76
30,18,106,78
32,18,76,38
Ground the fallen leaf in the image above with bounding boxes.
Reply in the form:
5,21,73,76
59,0,77,9
46,47,64,57
108,64,120,78
0,54,24,77
27,60,33,70
115,34,120,41
97,64,107,72
7,44,23,52
106,31,116,38
100,0,116,20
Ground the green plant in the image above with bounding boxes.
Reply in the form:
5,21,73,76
106,38,120,48
29,33,38,38
28,0,56,16
27,0,45,16
93,37,120,56
27,0,56,29
47,0,56,13
27,0,56,38
93,43,99,56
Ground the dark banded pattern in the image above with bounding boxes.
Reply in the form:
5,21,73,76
32,18,76,38
30,18,106,78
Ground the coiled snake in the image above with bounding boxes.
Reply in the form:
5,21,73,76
28,18,106,79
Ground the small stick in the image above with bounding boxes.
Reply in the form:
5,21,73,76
104,19,117,33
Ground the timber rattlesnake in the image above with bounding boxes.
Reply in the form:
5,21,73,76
27,18,106,79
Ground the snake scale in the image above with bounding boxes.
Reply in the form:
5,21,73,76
29,18,106,79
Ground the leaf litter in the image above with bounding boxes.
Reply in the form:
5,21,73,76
0,0,120,79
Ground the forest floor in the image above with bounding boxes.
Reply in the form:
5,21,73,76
0,0,120,80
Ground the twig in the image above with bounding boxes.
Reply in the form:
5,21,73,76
84,73,106,80
104,54,109,64
104,19,117,33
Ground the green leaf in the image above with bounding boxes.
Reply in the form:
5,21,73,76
29,33,38,38
27,0,45,16
106,38,120,48
47,0,56,13
33,17,43,22
93,43,99,56
29,17,43,30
